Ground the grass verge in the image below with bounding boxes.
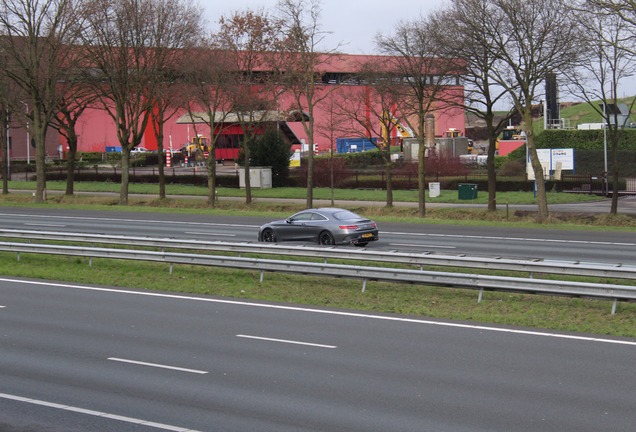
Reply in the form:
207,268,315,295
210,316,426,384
0,251,634,338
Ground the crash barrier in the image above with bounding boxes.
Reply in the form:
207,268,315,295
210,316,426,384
1,229,635,282
0,233,635,315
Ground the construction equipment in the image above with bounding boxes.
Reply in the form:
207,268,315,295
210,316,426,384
445,128,461,138
381,111,414,148
182,135,208,156
496,126,526,156
445,128,473,153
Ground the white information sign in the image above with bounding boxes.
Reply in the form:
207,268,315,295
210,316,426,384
550,148,574,170
527,148,574,180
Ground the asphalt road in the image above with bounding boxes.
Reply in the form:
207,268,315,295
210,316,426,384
1,206,636,265
1,278,635,432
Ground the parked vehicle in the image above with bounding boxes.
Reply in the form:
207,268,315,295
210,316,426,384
258,208,379,247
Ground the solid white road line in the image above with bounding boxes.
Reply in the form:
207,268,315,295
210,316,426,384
237,334,337,349
107,357,208,374
0,392,202,432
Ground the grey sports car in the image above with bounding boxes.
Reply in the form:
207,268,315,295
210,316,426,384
257,208,379,247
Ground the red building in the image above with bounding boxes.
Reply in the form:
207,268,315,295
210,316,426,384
6,53,465,162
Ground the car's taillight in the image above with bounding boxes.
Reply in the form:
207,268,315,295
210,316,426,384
339,225,358,230
371,222,377,228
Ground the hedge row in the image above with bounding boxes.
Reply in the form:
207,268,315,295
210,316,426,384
44,171,240,188
535,129,636,150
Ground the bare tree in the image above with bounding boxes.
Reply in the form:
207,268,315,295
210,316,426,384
144,0,203,199
315,97,351,206
181,45,233,207
215,8,282,205
334,62,403,207
565,2,636,214
275,0,340,209
0,0,86,203
482,0,582,222
589,0,636,39
431,0,517,212
50,80,97,195
376,16,463,217
80,0,162,205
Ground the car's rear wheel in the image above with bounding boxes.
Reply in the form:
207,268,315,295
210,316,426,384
261,228,277,242
318,231,335,245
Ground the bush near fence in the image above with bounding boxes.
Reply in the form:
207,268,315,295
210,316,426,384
43,166,240,188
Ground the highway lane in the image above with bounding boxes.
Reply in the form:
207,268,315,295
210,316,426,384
1,207,636,265
1,278,635,432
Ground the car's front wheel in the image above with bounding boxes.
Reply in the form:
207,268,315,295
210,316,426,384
261,228,277,242
318,231,335,245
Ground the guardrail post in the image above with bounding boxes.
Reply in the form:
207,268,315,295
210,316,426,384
16,252,20,262
169,263,173,274
612,299,618,315
362,278,367,292
478,288,483,303
260,271,264,283
89,257,92,267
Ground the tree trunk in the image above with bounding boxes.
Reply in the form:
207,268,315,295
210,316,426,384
65,147,76,195
157,122,166,200
33,119,47,204
304,115,316,209
417,136,426,217
120,149,130,205
524,112,548,221
1,112,8,194
244,137,252,205
207,153,217,208
385,150,393,207
486,134,498,212
610,139,619,214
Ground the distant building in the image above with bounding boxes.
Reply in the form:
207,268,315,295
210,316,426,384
7,53,466,162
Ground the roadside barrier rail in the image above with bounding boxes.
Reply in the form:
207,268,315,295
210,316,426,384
1,229,636,282
0,236,634,315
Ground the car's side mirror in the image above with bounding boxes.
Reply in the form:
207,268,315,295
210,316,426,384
286,218,292,224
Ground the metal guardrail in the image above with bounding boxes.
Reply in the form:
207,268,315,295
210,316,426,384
1,229,636,281
0,234,634,314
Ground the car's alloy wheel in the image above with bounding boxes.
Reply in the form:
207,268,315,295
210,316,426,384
318,231,335,245
261,228,276,242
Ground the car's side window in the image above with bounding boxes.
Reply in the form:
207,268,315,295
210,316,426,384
311,213,328,221
291,213,312,222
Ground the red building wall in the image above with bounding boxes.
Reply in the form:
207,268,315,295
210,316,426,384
68,86,465,157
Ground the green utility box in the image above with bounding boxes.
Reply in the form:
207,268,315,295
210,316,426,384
458,183,478,200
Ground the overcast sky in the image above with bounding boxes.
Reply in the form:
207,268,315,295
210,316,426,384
202,0,447,54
